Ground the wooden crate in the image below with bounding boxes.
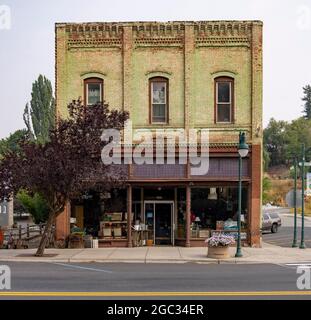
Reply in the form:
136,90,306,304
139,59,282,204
113,227,122,237
103,227,112,237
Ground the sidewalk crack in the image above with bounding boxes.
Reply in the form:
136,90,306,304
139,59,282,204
68,249,85,262
145,247,149,263
177,247,182,259
106,248,117,259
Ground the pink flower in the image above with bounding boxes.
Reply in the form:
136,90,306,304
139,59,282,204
205,233,235,247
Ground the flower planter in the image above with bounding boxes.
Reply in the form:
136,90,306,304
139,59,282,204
207,245,230,259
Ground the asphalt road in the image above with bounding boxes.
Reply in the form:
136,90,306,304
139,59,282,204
262,212,311,247
0,261,311,299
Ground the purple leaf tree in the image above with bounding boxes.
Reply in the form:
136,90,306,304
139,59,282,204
0,100,129,256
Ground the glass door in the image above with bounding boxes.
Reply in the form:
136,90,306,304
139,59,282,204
154,203,172,245
145,202,155,244
144,201,174,245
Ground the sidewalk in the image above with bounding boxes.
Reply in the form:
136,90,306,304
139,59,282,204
282,213,311,221
1,242,311,264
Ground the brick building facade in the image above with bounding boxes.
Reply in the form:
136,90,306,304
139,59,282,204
55,21,263,247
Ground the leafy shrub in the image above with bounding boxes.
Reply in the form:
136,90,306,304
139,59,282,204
16,190,49,224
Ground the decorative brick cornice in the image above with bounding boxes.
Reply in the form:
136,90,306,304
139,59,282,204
132,22,185,37
134,37,183,48
194,21,253,36
196,36,250,48
67,38,122,50
64,23,123,38
62,23,123,50
194,21,252,48
56,21,261,50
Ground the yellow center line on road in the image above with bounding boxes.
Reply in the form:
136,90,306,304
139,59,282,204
0,291,311,297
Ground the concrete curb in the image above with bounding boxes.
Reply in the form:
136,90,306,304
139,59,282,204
1,257,310,265
2,243,311,265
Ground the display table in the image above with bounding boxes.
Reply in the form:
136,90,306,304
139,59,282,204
100,221,127,239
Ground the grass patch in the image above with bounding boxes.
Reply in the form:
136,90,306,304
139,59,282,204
263,176,311,215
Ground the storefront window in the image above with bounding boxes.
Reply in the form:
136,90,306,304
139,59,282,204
176,188,186,238
132,188,142,224
190,186,248,239
100,189,128,240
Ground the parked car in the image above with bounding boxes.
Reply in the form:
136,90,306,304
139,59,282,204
261,211,282,233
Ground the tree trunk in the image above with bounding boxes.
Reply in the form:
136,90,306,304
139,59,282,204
35,211,55,257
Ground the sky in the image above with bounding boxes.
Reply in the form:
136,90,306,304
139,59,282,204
0,0,311,139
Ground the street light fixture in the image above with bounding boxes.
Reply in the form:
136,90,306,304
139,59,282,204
238,134,249,158
235,132,249,258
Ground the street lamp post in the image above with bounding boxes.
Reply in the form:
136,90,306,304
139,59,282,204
298,145,311,249
235,132,249,258
300,143,306,249
292,156,298,248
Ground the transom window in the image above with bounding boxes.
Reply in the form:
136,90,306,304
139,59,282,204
150,77,168,123
215,77,234,123
84,77,103,106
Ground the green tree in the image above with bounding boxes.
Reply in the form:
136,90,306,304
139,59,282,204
302,85,311,120
16,190,49,224
263,118,289,166
23,75,55,143
264,116,311,170
262,177,272,204
263,146,270,172
0,129,28,158
23,103,34,141
284,117,311,158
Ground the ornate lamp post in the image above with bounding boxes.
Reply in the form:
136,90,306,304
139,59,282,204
299,144,311,249
235,132,249,258
292,156,298,248
300,143,306,249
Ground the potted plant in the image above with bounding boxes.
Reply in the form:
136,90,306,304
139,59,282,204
205,233,235,259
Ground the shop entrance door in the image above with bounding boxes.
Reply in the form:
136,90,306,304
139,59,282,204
144,201,174,245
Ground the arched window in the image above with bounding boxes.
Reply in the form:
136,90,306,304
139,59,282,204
149,77,169,124
84,77,103,106
215,77,234,123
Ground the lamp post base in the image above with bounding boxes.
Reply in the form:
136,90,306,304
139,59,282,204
292,242,298,248
235,249,243,258
300,242,306,249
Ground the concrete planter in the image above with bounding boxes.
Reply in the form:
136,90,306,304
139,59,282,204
207,245,230,259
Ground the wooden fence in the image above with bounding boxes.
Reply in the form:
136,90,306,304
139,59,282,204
2,223,56,249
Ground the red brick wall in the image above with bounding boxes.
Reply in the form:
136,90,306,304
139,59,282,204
249,144,262,247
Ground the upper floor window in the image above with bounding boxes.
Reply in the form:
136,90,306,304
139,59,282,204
84,77,103,106
150,77,168,124
215,77,234,123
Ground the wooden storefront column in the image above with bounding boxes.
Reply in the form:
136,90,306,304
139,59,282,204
55,202,71,240
185,185,191,247
127,185,133,247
